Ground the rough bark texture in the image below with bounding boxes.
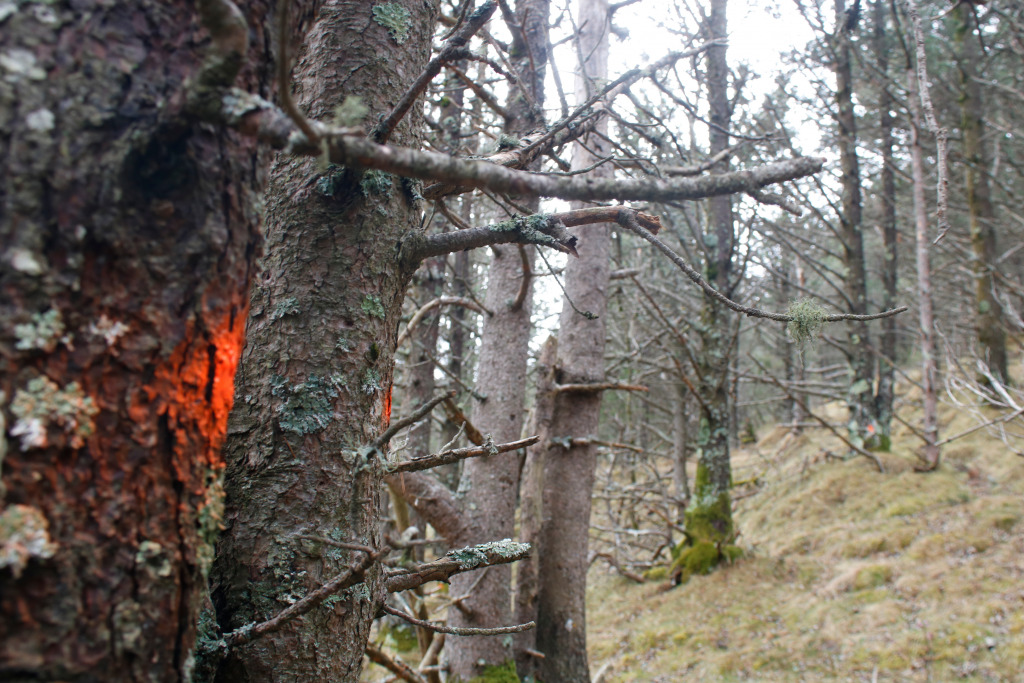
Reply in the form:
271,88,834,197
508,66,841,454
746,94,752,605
954,4,1008,384
872,0,897,450
446,2,549,676
834,0,875,446
207,1,435,681
519,1,609,680
684,0,735,556
0,2,273,680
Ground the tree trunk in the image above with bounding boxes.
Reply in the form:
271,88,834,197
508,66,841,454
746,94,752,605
208,2,435,680
520,1,610,679
0,1,273,680
954,4,1009,384
672,382,691,522
834,0,876,447
907,66,941,469
683,0,736,562
872,0,898,450
446,2,550,677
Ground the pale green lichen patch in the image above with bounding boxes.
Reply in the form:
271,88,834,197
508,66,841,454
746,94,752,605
372,3,412,44
87,314,130,347
334,96,368,127
359,170,393,198
361,294,386,319
271,374,341,435
786,298,828,347
197,467,226,574
269,297,300,322
10,376,98,449
446,539,530,570
0,504,57,578
15,309,68,352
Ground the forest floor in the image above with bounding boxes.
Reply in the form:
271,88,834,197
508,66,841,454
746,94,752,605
587,363,1024,682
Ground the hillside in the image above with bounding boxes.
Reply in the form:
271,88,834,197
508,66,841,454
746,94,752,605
587,370,1024,682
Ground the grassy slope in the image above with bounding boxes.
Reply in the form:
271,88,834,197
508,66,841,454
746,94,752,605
587,377,1024,682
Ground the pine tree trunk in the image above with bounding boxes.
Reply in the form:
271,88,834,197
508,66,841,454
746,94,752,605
873,0,898,450
208,1,435,680
520,1,610,679
684,0,735,558
834,0,876,447
0,1,273,679
907,66,941,469
445,2,550,677
955,4,1009,384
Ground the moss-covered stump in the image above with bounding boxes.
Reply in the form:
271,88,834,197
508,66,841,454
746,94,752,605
669,541,743,585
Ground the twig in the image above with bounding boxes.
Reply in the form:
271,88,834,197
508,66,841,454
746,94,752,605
747,354,883,472
221,545,386,649
373,392,456,450
276,0,319,145
555,381,649,393
387,436,539,474
442,398,484,445
365,643,427,683
383,604,536,636
398,297,488,347
617,213,907,324
375,1,497,144
385,540,531,593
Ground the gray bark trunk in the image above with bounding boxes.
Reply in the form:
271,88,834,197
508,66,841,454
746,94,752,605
208,2,435,680
519,1,610,679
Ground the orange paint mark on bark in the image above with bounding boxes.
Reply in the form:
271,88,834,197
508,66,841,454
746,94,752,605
382,386,392,429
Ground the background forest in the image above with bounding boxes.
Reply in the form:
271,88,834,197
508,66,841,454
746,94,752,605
1,0,1022,682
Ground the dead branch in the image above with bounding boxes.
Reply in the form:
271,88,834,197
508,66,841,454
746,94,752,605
442,398,485,445
398,298,488,347
555,382,649,393
387,436,539,474
385,540,531,593
372,392,456,450
375,1,497,143
382,604,535,637
365,643,427,683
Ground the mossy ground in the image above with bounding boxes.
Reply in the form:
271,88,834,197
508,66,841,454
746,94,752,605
587,363,1024,682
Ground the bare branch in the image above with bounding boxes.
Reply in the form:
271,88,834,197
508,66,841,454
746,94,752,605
217,545,386,650
374,1,498,143
365,643,427,683
387,436,539,474
398,297,488,347
385,540,532,593
372,391,456,451
382,604,536,637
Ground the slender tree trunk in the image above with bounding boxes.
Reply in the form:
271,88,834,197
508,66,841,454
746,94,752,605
835,0,876,447
208,2,435,680
873,0,898,450
0,2,272,680
446,2,550,677
683,0,735,561
519,1,610,679
907,66,941,469
672,382,691,522
954,4,1009,384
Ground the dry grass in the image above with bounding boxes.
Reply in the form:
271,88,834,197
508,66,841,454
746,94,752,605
587,372,1024,682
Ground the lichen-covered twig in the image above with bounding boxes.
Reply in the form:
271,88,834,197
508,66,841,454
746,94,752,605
382,604,535,636
385,539,532,593
217,544,386,650
386,436,539,474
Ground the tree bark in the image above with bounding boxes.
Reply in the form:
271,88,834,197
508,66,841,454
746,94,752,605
834,0,876,447
446,2,550,677
684,0,736,558
907,65,941,469
954,4,1009,384
0,1,273,680
519,1,610,680
208,1,435,680
872,0,898,450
